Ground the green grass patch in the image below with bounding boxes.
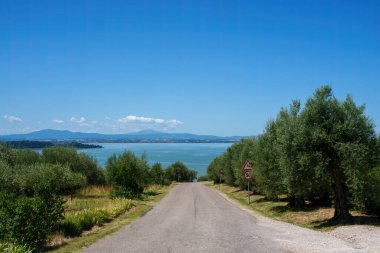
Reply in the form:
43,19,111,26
0,242,33,253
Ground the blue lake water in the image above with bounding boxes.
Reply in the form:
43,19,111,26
78,143,232,176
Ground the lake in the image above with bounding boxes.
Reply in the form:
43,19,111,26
79,143,232,176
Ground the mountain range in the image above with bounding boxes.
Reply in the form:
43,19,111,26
0,129,244,143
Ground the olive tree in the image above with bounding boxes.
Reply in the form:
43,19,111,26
301,86,377,220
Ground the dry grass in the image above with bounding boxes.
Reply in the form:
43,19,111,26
76,185,113,197
208,183,380,231
48,184,174,252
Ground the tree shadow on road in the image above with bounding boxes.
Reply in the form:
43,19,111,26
312,215,380,229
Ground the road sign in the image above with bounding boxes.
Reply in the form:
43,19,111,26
242,160,254,204
220,168,224,174
244,171,252,180
242,159,253,172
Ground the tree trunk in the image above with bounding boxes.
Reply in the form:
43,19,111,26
288,196,305,208
332,168,352,221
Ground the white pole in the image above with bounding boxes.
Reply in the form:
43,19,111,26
248,181,250,204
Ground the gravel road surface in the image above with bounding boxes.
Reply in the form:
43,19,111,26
82,183,288,253
83,183,373,253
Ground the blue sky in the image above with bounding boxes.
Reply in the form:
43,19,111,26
1,0,379,136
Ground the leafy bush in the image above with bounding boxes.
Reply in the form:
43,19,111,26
0,160,16,193
42,146,105,185
149,162,165,185
197,175,209,182
0,192,63,252
106,151,149,198
166,161,197,182
363,167,380,216
14,163,86,196
11,149,40,165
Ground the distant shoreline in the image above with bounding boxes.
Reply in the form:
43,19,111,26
83,139,239,143
5,141,103,149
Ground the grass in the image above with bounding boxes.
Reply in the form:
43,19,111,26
48,184,174,253
208,183,380,231
0,242,33,253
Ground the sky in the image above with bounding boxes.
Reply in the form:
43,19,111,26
0,0,379,136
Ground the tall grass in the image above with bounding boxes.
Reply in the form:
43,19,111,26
60,186,134,237
0,242,32,253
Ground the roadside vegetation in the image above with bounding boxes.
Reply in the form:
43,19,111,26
0,144,196,252
208,86,380,223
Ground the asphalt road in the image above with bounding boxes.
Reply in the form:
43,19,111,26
82,183,288,253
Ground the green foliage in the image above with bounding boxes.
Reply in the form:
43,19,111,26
300,87,377,219
363,167,380,215
42,146,105,185
166,161,197,182
150,162,165,185
6,163,86,196
0,242,32,253
0,160,16,192
105,151,149,198
11,149,40,165
197,175,209,182
208,85,380,219
0,143,16,166
0,191,63,252
76,152,105,185
255,122,284,199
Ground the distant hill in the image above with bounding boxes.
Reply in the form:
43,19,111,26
0,129,244,143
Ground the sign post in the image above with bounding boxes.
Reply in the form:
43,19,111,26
242,160,253,204
219,168,224,191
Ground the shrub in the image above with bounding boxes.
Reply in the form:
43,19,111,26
0,160,16,193
197,175,209,182
363,167,380,216
14,163,86,196
0,192,64,252
42,146,105,185
106,151,149,198
11,149,40,165
149,162,165,185
166,161,197,182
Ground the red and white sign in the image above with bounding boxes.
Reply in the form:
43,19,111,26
242,159,253,172
244,171,252,180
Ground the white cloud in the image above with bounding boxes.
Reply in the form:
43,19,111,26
167,119,184,127
105,116,111,120
91,120,99,124
117,115,183,129
52,119,64,124
70,116,86,123
4,115,22,123
118,115,155,123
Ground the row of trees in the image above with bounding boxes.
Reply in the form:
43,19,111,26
0,144,197,251
208,86,380,220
